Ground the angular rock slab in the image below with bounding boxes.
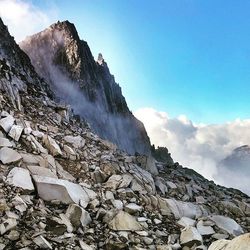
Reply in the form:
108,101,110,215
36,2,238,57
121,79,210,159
208,233,250,250
0,147,22,164
223,233,250,250
8,125,23,141
0,137,12,147
0,115,15,133
33,175,93,205
27,165,58,178
177,217,196,228
64,135,85,148
66,204,91,229
108,211,143,231
180,226,203,247
208,215,244,236
43,135,62,156
7,167,34,192
165,199,203,219
197,220,215,236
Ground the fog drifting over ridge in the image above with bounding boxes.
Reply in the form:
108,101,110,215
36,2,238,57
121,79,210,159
135,107,250,195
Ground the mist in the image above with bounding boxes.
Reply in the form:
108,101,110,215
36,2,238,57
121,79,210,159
19,30,150,155
135,107,250,195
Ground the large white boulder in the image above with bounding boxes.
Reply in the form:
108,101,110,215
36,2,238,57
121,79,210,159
165,199,203,219
7,167,34,192
0,115,15,133
0,137,12,147
32,175,94,206
208,239,230,250
208,233,250,250
208,215,244,236
0,147,22,164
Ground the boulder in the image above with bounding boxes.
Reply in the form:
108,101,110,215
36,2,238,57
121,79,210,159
208,215,244,236
124,203,143,215
66,204,91,229
7,167,34,192
8,125,23,141
27,165,58,178
0,218,17,235
0,115,15,133
208,239,230,250
0,147,22,164
165,199,203,219
223,233,250,250
145,154,158,175
108,211,143,231
177,217,196,228
32,175,93,205
64,135,85,148
33,235,52,249
197,220,215,236
180,226,203,247
43,135,62,156
0,137,12,147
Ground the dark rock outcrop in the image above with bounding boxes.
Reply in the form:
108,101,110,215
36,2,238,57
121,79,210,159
20,20,151,155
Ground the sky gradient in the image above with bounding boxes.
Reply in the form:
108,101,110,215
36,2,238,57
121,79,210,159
2,0,250,124
33,0,250,124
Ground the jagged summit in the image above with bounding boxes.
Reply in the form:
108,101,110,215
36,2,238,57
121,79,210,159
20,20,152,156
97,53,104,65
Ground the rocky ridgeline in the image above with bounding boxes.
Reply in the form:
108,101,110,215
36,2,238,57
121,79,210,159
20,20,151,156
0,18,249,250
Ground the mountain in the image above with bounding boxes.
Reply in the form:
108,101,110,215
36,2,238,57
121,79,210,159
19,20,151,156
0,18,249,249
219,145,250,174
215,145,250,194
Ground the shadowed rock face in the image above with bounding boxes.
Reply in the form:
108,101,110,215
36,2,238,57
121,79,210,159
20,20,151,155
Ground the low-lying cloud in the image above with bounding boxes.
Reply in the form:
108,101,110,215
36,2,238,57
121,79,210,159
0,0,57,42
135,107,250,195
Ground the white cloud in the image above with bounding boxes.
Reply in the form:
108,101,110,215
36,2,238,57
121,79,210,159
0,0,57,42
135,107,250,194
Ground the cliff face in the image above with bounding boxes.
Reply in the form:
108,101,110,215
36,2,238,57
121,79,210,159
20,20,151,155
0,18,51,111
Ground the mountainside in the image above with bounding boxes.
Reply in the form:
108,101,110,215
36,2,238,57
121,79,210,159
19,20,151,156
219,145,250,174
0,18,249,250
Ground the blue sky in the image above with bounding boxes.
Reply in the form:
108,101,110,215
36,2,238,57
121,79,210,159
3,0,250,124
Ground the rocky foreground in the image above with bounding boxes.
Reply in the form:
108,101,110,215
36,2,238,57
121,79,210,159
0,70,249,250
0,18,250,249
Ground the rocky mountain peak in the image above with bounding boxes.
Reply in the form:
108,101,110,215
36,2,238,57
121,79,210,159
20,20,152,156
97,53,105,65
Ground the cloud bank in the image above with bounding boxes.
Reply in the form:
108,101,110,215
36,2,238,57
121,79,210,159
135,107,250,194
0,0,57,42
